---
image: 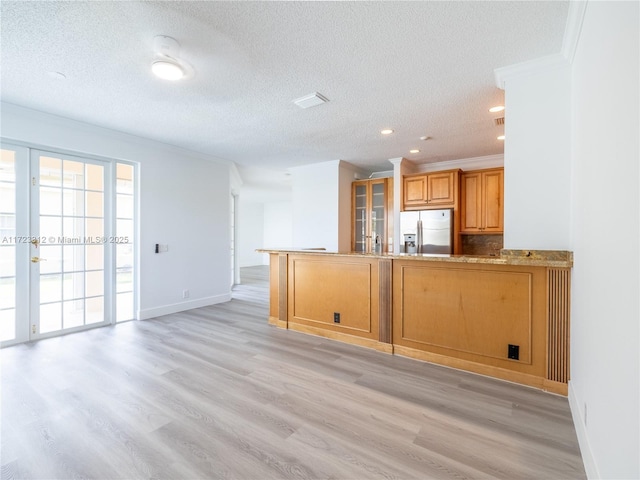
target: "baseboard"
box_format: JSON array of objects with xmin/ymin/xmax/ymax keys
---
[
  {"xmin": 139, "ymin": 293, "xmax": 232, "ymax": 320},
  {"xmin": 287, "ymin": 322, "xmax": 394, "ymax": 354},
  {"xmin": 568, "ymin": 381, "xmax": 600, "ymax": 479},
  {"xmin": 393, "ymin": 344, "xmax": 568, "ymax": 395}
]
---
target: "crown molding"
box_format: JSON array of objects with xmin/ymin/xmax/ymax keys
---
[
  {"xmin": 494, "ymin": 1, "xmax": 588, "ymax": 90},
  {"xmin": 494, "ymin": 53, "xmax": 568, "ymax": 90},
  {"xmin": 562, "ymin": 1, "xmax": 588, "ymax": 64},
  {"xmin": 417, "ymin": 154, "xmax": 504, "ymax": 173}
]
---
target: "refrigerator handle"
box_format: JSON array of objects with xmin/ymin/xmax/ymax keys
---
[{"xmin": 417, "ymin": 219, "xmax": 423, "ymax": 253}]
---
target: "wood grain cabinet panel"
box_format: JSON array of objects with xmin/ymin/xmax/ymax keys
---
[
  {"xmin": 402, "ymin": 170, "xmax": 458, "ymax": 210},
  {"xmin": 403, "ymin": 176, "xmax": 427, "ymax": 205},
  {"xmin": 426, "ymin": 171, "xmax": 456, "ymax": 205},
  {"xmin": 286, "ymin": 255, "xmax": 382, "ymax": 347},
  {"xmin": 392, "ymin": 260, "xmax": 548, "ymax": 381},
  {"xmin": 460, "ymin": 168, "xmax": 504, "ymax": 233},
  {"xmin": 397, "ymin": 265, "xmax": 532, "ymax": 364}
]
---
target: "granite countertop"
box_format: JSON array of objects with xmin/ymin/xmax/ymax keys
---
[{"xmin": 257, "ymin": 248, "xmax": 573, "ymax": 268}]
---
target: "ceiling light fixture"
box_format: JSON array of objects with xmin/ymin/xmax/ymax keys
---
[
  {"xmin": 152, "ymin": 60, "xmax": 184, "ymax": 81},
  {"xmin": 409, "ymin": 149, "xmax": 420, "ymax": 154},
  {"xmin": 489, "ymin": 105, "xmax": 505, "ymax": 113},
  {"xmin": 152, "ymin": 35, "xmax": 187, "ymax": 81},
  {"xmin": 380, "ymin": 129, "xmax": 394, "ymax": 135},
  {"xmin": 497, "ymin": 135, "xmax": 505, "ymax": 140}
]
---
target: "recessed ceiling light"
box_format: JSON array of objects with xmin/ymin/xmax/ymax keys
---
[
  {"xmin": 409, "ymin": 149, "xmax": 420, "ymax": 154},
  {"xmin": 489, "ymin": 105, "xmax": 505, "ymax": 113},
  {"xmin": 497, "ymin": 135, "xmax": 505, "ymax": 141},
  {"xmin": 152, "ymin": 60, "xmax": 184, "ymax": 81},
  {"xmin": 380, "ymin": 129, "xmax": 394, "ymax": 135}
]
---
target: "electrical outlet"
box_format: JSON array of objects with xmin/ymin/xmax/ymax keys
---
[
  {"xmin": 508, "ymin": 344, "xmax": 520, "ymax": 360},
  {"xmin": 183, "ymin": 289, "xmax": 190, "ymax": 299},
  {"xmin": 333, "ymin": 312, "xmax": 340, "ymax": 323}
]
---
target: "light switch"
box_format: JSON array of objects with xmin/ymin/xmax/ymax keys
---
[{"xmin": 158, "ymin": 244, "xmax": 169, "ymax": 253}]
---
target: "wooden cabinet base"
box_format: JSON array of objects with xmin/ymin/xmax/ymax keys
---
[
  {"xmin": 287, "ymin": 322, "xmax": 394, "ymax": 354},
  {"xmin": 266, "ymin": 251, "xmax": 570, "ymax": 396},
  {"xmin": 392, "ymin": 344, "xmax": 568, "ymax": 396},
  {"xmin": 268, "ymin": 316, "xmax": 287, "ymax": 328}
]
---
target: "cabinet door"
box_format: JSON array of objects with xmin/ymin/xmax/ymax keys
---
[
  {"xmin": 460, "ymin": 168, "xmax": 503, "ymax": 234},
  {"xmin": 352, "ymin": 182, "xmax": 368, "ymax": 252},
  {"xmin": 460, "ymin": 172, "xmax": 482, "ymax": 232},
  {"xmin": 426, "ymin": 171, "xmax": 455, "ymax": 205},
  {"xmin": 403, "ymin": 175, "xmax": 427, "ymax": 208},
  {"xmin": 482, "ymin": 169, "xmax": 504, "ymax": 232},
  {"xmin": 370, "ymin": 180, "xmax": 386, "ymax": 253}
]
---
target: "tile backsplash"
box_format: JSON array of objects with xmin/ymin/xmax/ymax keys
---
[{"xmin": 461, "ymin": 234, "xmax": 504, "ymax": 256}]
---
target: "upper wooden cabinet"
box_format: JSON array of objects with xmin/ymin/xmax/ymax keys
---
[
  {"xmin": 402, "ymin": 170, "xmax": 458, "ymax": 210},
  {"xmin": 352, "ymin": 178, "xmax": 393, "ymax": 253},
  {"xmin": 460, "ymin": 168, "xmax": 504, "ymax": 233}
]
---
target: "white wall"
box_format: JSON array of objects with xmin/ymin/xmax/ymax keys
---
[
  {"xmin": 236, "ymin": 199, "xmax": 292, "ymax": 267},
  {"xmin": 1, "ymin": 103, "xmax": 232, "ymax": 319},
  {"xmin": 291, "ymin": 160, "xmax": 341, "ymax": 250},
  {"xmin": 264, "ymin": 201, "xmax": 293, "ymax": 251},
  {"xmin": 568, "ymin": 2, "xmax": 639, "ymax": 478},
  {"xmin": 503, "ymin": 65, "xmax": 572, "ymax": 250},
  {"xmin": 338, "ymin": 162, "xmax": 361, "ymax": 251},
  {"xmin": 290, "ymin": 160, "xmax": 367, "ymax": 251},
  {"xmin": 237, "ymin": 200, "xmax": 264, "ymax": 267}
]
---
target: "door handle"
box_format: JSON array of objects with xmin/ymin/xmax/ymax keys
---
[{"xmin": 31, "ymin": 257, "xmax": 47, "ymax": 263}]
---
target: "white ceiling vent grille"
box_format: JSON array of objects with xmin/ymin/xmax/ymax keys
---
[
  {"xmin": 494, "ymin": 117, "xmax": 505, "ymax": 126},
  {"xmin": 293, "ymin": 92, "xmax": 330, "ymax": 109}
]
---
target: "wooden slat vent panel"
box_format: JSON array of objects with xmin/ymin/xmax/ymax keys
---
[
  {"xmin": 547, "ymin": 268, "xmax": 570, "ymax": 383},
  {"xmin": 378, "ymin": 259, "xmax": 392, "ymax": 343},
  {"xmin": 278, "ymin": 254, "xmax": 288, "ymax": 323}
]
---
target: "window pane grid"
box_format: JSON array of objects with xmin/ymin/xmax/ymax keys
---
[
  {"xmin": 39, "ymin": 156, "xmax": 106, "ymax": 332},
  {"xmin": 115, "ymin": 163, "xmax": 134, "ymax": 322},
  {"xmin": 0, "ymin": 150, "xmax": 16, "ymax": 342}
]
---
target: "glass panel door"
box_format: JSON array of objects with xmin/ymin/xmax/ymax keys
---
[
  {"xmin": 353, "ymin": 183, "xmax": 367, "ymax": 253},
  {"xmin": 0, "ymin": 150, "xmax": 17, "ymax": 342},
  {"xmin": 30, "ymin": 151, "xmax": 110, "ymax": 338},
  {"xmin": 0, "ymin": 145, "xmax": 29, "ymax": 347},
  {"xmin": 115, "ymin": 163, "xmax": 134, "ymax": 322},
  {"xmin": 371, "ymin": 181, "xmax": 385, "ymax": 253}
]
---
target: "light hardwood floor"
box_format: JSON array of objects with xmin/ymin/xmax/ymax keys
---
[{"xmin": 1, "ymin": 266, "xmax": 585, "ymax": 479}]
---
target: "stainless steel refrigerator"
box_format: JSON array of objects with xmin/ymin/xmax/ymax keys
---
[{"xmin": 399, "ymin": 209, "xmax": 453, "ymax": 254}]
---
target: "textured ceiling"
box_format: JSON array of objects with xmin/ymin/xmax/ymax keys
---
[{"xmin": 1, "ymin": 1, "xmax": 569, "ymax": 182}]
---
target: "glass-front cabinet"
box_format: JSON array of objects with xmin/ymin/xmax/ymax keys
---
[{"xmin": 351, "ymin": 178, "xmax": 392, "ymax": 253}]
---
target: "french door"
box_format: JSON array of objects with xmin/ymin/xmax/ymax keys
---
[{"xmin": 0, "ymin": 144, "xmax": 136, "ymax": 347}]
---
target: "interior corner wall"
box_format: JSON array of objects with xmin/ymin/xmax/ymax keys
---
[
  {"xmin": 568, "ymin": 2, "xmax": 639, "ymax": 479},
  {"xmin": 263, "ymin": 201, "xmax": 293, "ymax": 256},
  {"xmin": 503, "ymin": 66, "xmax": 572, "ymax": 250},
  {"xmin": 1, "ymin": 104, "xmax": 232, "ymax": 320},
  {"xmin": 338, "ymin": 162, "xmax": 358, "ymax": 251},
  {"xmin": 291, "ymin": 161, "xmax": 340, "ymax": 250},
  {"xmin": 237, "ymin": 199, "xmax": 265, "ymax": 267}
]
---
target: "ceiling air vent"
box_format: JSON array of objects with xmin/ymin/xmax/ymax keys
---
[
  {"xmin": 293, "ymin": 92, "xmax": 330, "ymax": 109},
  {"xmin": 494, "ymin": 117, "xmax": 505, "ymax": 126}
]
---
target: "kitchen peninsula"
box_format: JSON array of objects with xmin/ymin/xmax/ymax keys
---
[{"xmin": 259, "ymin": 249, "xmax": 572, "ymax": 395}]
